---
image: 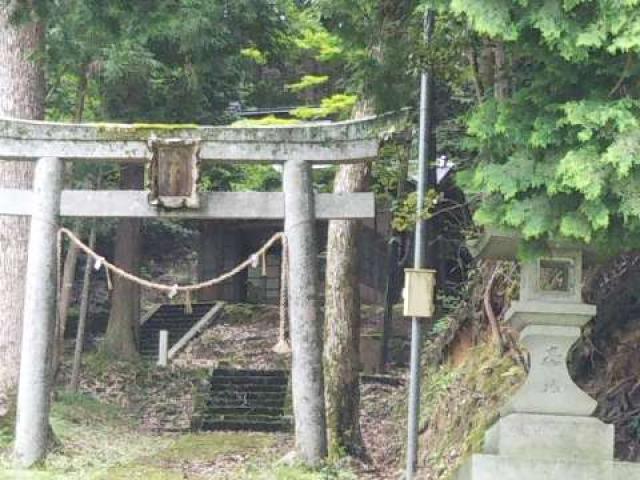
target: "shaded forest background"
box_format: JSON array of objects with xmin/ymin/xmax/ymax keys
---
[{"xmin": 2, "ymin": 0, "xmax": 640, "ymax": 478}]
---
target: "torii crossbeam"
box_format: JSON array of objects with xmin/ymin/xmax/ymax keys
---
[{"xmin": 0, "ymin": 114, "xmax": 398, "ymax": 467}]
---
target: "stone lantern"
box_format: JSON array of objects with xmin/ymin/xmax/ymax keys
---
[{"xmin": 457, "ymin": 231, "xmax": 640, "ymax": 480}]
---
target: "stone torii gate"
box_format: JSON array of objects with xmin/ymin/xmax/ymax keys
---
[{"xmin": 0, "ymin": 115, "xmax": 392, "ymax": 467}]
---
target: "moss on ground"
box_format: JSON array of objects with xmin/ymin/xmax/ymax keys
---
[
  {"xmin": 155, "ymin": 432, "xmax": 276, "ymax": 463},
  {"xmin": 0, "ymin": 391, "xmax": 300, "ymax": 480},
  {"xmin": 223, "ymin": 303, "xmax": 268, "ymax": 322},
  {"xmin": 0, "ymin": 420, "xmax": 13, "ymax": 452},
  {"xmin": 51, "ymin": 392, "xmax": 129, "ymax": 430},
  {"xmin": 91, "ymin": 465, "xmax": 186, "ymax": 480},
  {"xmin": 243, "ymin": 462, "xmax": 357, "ymax": 479}
]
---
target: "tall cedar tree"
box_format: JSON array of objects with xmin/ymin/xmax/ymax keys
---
[
  {"xmin": 436, "ymin": 0, "xmax": 640, "ymax": 254},
  {"xmin": 322, "ymin": 0, "xmax": 418, "ymax": 458},
  {"xmin": 0, "ymin": 2, "xmax": 45, "ymax": 423}
]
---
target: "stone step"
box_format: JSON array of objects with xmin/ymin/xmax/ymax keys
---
[
  {"xmin": 208, "ymin": 398, "xmax": 285, "ymax": 409},
  {"xmin": 149, "ymin": 304, "xmax": 214, "ymax": 315},
  {"xmin": 210, "ymin": 383, "xmax": 287, "ymax": 393},
  {"xmin": 213, "ymin": 368, "xmax": 288, "ymax": 377},
  {"xmin": 199, "ymin": 368, "xmax": 291, "ymax": 433},
  {"xmin": 138, "ymin": 302, "xmax": 221, "ymax": 358},
  {"xmin": 209, "ymin": 391, "xmax": 286, "ymax": 403},
  {"xmin": 201, "ymin": 418, "xmax": 292, "ymax": 433},
  {"xmin": 140, "ymin": 324, "xmax": 200, "ymax": 332},
  {"xmin": 204, "ymin": 413, "xmax": 291, "ymax": 422},
  {"xmin": 205, "ymin": 406, "xmax": 285, "ymax": 416},
  {"xmin": 210, "ymin": 375, "xmax": 288, "ymax": 386}
]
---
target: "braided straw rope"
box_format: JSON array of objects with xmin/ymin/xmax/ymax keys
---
[
  {"xmin": 59, "ymin": 227, "xmax": 285, "ymax": 294},
  {"xmin": 273, "ymin": 235, "xmax": 291, "ymax": 354},
  {"xmin": 58, "ymin": 227, "xmax": 290, "ymax": 353}
]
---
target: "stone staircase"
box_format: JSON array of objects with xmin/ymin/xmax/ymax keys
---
[
  {"xmin": 200, "ymin": 368, "xmax": 292, "ymax": 432},
  {"xmin": 138, "ymin": 303, "xmax": 221, "ymax": 359}
]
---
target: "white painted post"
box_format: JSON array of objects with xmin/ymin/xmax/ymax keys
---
[
  {"xmin": 283, "ymin": 159, "xmax": 327, "ymax": 465},
  {"xmin": 157, "ymin": 330, "xmax": 169, "ymax": 368},
  {"xmin": 13, "ymin": 157, "xmax": 63, "ymax": 468}
]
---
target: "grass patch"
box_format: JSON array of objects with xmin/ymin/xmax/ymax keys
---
[
  {"xmin": 89, "ymin": 464, "xmax": 188, "ymax": 480},
  {"xmin": 0, "ymin": 423, "xmax": 12, "ymax": 451},
  {"xmin": 51, "ymin": 392, "xmax": 129, "ymax": 430},
  {"xmin": 0, "ymin": 470, "xmax": 59, "ymax": 479},
  {"xmin": 243, "ymin": 462, "xmax": 357, "ymax": 480},
  {"xmin": 36, "ymin": 392, "xmax": 173, "ymax": 479},
  {"xmin": 0, "ymin": 372, "xmax": 293, "ymax": 479},
  {"xmin": 155, "ymin": 432, "xmax": 276, "ymax": 464},
  {"xmin": 81, "ymin": 351, "xmax": 149, "ymax": 379}
]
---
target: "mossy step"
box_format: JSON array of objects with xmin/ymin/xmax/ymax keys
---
[
  {"xmin": 210, "ymin": 384, "xmax": 287, "ymax": 393},
  {"xmin": 210, "ymin": 390, "xmax": 286, "ymax": 399},
  {"xmin": 208, "ymin": 398, "xmax": 285, "ymax": 409},
  {"xmin": 206, "ymin": 406, "xmax": 285, "ymax": 416},
  {"xmin": 204, "ymin": 412, "xmax": 290, "ymax": 421},
  {"xmin": 141, "ymin": 324, "xmax": 199, "ymax": 333},
  {"xmin": 152, "ymin": 303, "xmax": 214, "ymax": 314},
  {"xmin": 210, "ymin": 376, "xmax": 288, "ymax": 386},
  {"xmin": 213, "ymin": 368, "xmax": 288, "ymax": 377},
  {"xmin": 209, "ymin": 392, "xmax": 286, "ymax": 402},
  {"xmin": 201, "ymin": 418, "xmax": 292, "ymax": 433}
]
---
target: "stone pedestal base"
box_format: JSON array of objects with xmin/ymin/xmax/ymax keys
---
[
  {"xmin": 456, "ymin": 454, "xmax": 640, "ymax": 480},
  {"xmin": 484, "ymin": 414, "xmax": 614, "ymax": 461}
]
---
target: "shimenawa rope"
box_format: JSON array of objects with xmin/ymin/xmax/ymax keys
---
[{"xmin": 58, "ymin": 227, "xmax": 290, "ymax": 353}]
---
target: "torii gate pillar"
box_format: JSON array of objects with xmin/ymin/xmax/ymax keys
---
[
  {"xmin": 13, "ymin": 157, "xmax": 63, "ymax": 467},
  {"xmin": 283, "ymin": 159, "xmax": 327, "ymax": 463}
]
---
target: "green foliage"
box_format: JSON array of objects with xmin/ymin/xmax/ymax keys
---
[
  {"xmin": 232, "ymin": 116, "xmax": 301, "ymax": 126},
  {"xmin": 391, "ymin": 189, "xmax": 440, "ymax": 232},
  {"xmin": 294, "ymin": 26, "xmax": 345, "ymax": 62},
  {"xmin": 46, "ymin": 0, "xmax": 299, "ymax": 123},
  {"xmin": 199, "ymin": 164, "xmax": 282, "ymax": 192},
  {"xmin": 287, "ymin": 74, "xmax": 330, "ymax": 93},
  {"xmin": 241, "ymin": 47, "xmax": 268, "ymax": 65},
  {"xmin": 0, "ymin": 418, "xmax": 12, "ymax": 451},
  {"xmin": 292, "ymin": 93, "xmax": 358, "ymax": 120},
  {"xmin": 442, "ymin": 0, "xmax": 640, "ymax": 252}
]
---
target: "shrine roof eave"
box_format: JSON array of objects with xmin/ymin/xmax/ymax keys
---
[{"xmin": 0, "ymin": 111, "xmax": 406, "ymax": 163}]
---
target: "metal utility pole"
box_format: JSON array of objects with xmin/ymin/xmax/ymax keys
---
[{"xmin": 406, "ymin": 7, "xmax": 436, "ymax": 479}]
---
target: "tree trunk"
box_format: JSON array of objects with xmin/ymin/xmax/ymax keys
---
[
  {"xmin": 52, "ymin": 80, "xmax": 92, "ymax": 376},
  {"xmin": 52, "ymin": 221, "xmax": 81, "ymax": 377},
  {"xmin": 324, "ymin": 161, "xmax": 370, "ymax": 458},
  {"xmin": 380, "ymin": 237, "xmax": 400, "ymax": 371},
  {"xmin": 478, "ymin": 39, "xmax": 495, "ymax": 97},
  {"xmin": 0, "ymin": 5, "xmax": 45, "ymax": 422},
  {"xmin": 494, "ymin": 41, "xmax": 509, "ymax": 100},
  {"xmin": 69, "ymin": 227, "xmax": 96, "ymax": 392},
  {"xmin": 102, "ymin": 165, "xmax": 144, "ymax": 360},
  {"xmin": 466, "ymin": 45, "xmax": 485, "ymax": 103}
]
